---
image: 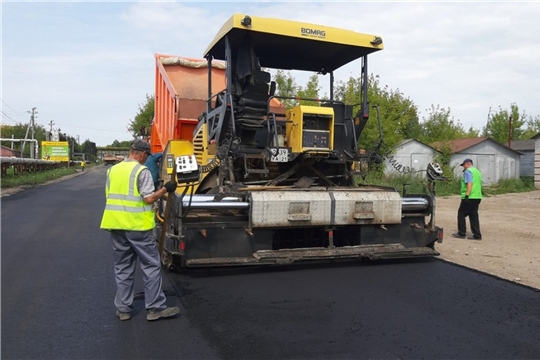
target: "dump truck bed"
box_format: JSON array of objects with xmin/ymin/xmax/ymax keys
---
[{"xmin": 152, "ymin": 54, "xmax": 285, "ymax": 154}]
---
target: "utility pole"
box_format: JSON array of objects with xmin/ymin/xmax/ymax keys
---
[
  {"xmin": 48, "ymin": 120, "xmax": 55, "ymax": 141},
  {"xmin": 30, "ymin": 107, "xmax": 37, "ymax": 159},
  {"xmin": 508, "ymin": 115, "xmax": 513, "ymax": 148},
  {"xmin": 21, "ymin": 107, "xmax": 37, "ymax": 158}
]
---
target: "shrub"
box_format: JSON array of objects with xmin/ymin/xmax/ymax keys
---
[
  {"xmin": 357, "ymin": 173, "xmax": 535, "ymax": 198},
  {"xmin": 1, "ymin": 166, "xmax": 78, "ymax": 189}
]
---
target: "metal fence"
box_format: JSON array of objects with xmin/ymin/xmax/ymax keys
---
[{"xmin": 0, "ymin": 157, "xmax": 64, "ymax": 177}]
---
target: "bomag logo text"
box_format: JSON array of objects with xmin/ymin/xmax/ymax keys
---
[{"xmin": 301, "ymin": 27, "xmax": 326, "ymax": 38}]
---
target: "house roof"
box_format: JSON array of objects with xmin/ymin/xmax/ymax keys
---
[
  {"xmin": 397, "ymin": 139, "xmax": 441, "ymax": 153},
  {"xmin": 1, "ymin": 145, "xmax": 21, "ymax": 157},
  {"xmin": 431, "ymin": 137, "xmax": 488, "ymax": 153},
  {"xmin": 532, "ymin": 132, "xmax": 540, "ymax": 139},
  {"xmin": 431, "ymin": 137, "xmax": 522, "ymax": 155},
  {"xmin": 510, "ymin": 139, "xmax": 536, "ymax": 151}
]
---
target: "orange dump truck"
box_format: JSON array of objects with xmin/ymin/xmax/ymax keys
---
[
  {"xmin": 151, "ymin": 54, "xmax": 284, "ymax": 153},
  {"xmin": 103, "ymin": 153, "xmax": 117, "ymax": 165}
]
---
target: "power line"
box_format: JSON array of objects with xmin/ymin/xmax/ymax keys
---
[
  {"xmin": 85, "ymin": 134, "xmax": 133, "ymax": 140},
  {"xmin": 1, "ymin": 99, "xmax": 26, "ymax": 116},
  {"xmin": 54, "ymin": 121, "xmax": 127, "ymax": 132},
  {"xmin": 1, "ymin": 111, "xmax": 19, "ymax": 124}
]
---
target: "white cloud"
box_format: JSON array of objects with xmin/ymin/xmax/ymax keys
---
[{"xmin": 2, "ymin": 2, "xmax": 540, "ymax": 146}]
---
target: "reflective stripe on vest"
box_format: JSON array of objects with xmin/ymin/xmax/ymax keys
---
[{"xmin": 100, "ymin": 161, "xmax": 155, "ymax": 230}]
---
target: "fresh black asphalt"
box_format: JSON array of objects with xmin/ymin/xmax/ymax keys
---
[{"xmin": 2, "ymin": 166, "xmax": 539, "ymax": 359}]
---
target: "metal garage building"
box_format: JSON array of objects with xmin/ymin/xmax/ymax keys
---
[
  {"xmin": 510, "ymin": 139, "xmax": 535, "ymax": 176},
  {"xmin": 432, "ymin": 137, "xmax": 521, "ymax": 185},
  {"xmin": 536, "ymin": 137, "xmax": 540, "ymax": 189},
  {"xmin": 384, "ymin": 139, "xmax": 441, "ymax": 176}
]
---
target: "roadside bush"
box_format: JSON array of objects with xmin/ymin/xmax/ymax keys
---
[
  {"xmin": 1, "ymin": 166, "xmax": 78, "ymax": 189},
  {"xmin": 357, "ymin": 173, "xmax": 535, "ymax": 198},
  {"xmin": 483, "ymin": 177, "xmax": 535, "ymax": 196}
]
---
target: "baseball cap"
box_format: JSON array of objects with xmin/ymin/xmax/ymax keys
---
[
  {"xmin": 460, "ymin": 158, "xmax": 473, "ymax": 166},
  {"xmin": 131, "ymin": 139, "xmax": 152, "ymax": 155}
]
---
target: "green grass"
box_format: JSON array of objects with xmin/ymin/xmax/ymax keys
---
[
  {"xmin": 1, "ymin": 166, "xmax": 79, "ymax": 189},
  {"xmin": 357, "ymin": 173, "xmax": 536, "ymax": 197},
  {"xmin": 483, "ymin": 176, "xmax": 535, "ymax": 196}
]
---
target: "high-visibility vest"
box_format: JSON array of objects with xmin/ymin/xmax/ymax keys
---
[
  {"xmin": 461, "ymin": 166, "xmax": 483, "ymax": 199},
  {"xmin": 100, "ymin": 161, "xmax": 155, "ymax": 231}
]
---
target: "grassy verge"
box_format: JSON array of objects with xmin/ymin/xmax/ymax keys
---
[
  {"xmin": 357, "ymin": 173, "xmax": 536, "ymax": 197},
  {"xmin": 483, "ymin": 176, "xmax": 535, "ymax": 196},
  {"xmin": 1, "ymin": 166, "xmax": 79, "ymax": 189}
]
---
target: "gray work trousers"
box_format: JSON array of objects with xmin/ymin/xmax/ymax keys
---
[{"xmin": 111, "ymin": 230, "xmax": 167, "ymax": 313}]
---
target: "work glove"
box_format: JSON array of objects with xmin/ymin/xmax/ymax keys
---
[
  {"xmin": 164, "ymin": 180, "xmax": 178, "ymax": 193},
  {"xmin": 464, "ymin": 195, "xmax": 469, "ymax": 202}
]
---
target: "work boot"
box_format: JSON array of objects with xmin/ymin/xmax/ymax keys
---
[
  {"xmin": 147, "ymin": 306, "xmax": 180, "ymax": 321},
  {"xmin": 451, "ymin": 232, "xmax": 466, "ymax": 239},
  {"xmin": 467, "ymin": 235, "xmax": 482, "ymax": 240},
  {"xmin": 116, "ymin": 310, "xmax": 131, "ymax": 321}
]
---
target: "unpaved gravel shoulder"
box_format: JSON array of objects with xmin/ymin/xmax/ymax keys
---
[{"xmin": 435, "ymin": 190, "xmax": 540, "ymax": 290}]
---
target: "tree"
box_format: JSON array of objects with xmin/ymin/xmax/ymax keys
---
[
  {"xmin": 81, "ymin": 140, "xmax": 97, "ymax": 158},
  {"xmin": 334, "ymin": 74, "xmax": 421, "ymax": 153},
  {"xmin": 522, "ymin": 114, "xmax": 540, "ymax": 139},
  {"xmin": 127, "ymin": 94, "xmax": 154, "ymax": 138},
  {"xmin": 482, "ymin": 103, "xmax": 527, "ymax": 143},
  {"xmin": 274, "ymin": 70, "xmax": 299, "ymax": 109},
  {"xmin": 117, "ymin": 140, "xmax": 132, "ymax": 147},
  {"xmin": 419, "ymin": 104, "xmax": 466, "ymax": 143},
  {"xmin": 465, "ymin": 126, "xmax": 480, "ymax": 138},
  {"xmin": 297, "ymin": 73, "xmax": 322, "ymax": 106},
  {"xmin": 0, "ymin": 122, "xmax": 48, "ymax": 157}
]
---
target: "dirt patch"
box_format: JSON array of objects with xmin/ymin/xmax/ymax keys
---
[{"xmin": 435, "ymin": 190, "xmax": 540, "ymax": 290}]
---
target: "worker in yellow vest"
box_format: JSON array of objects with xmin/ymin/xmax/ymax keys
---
[
  {"xmin": 100, "ymin": 139, "xmax": 180, "ymax": 321},
  {"xmin": 80, "ymin": 160, "xmax": 85, "ymax": 171}
]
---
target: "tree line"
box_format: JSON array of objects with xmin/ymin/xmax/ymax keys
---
[
  {"xmin": 7, "ymin": 73, "xmax": 537, "ymax": 154},
  {"xmin": 126, "ymin": 72, "xmax": 539, "ymax": 155},
  {"xmin": 275, "ymin": 71, "xmax": 540, "ymax": 153},
  {"xmin": 0, "ymin": 123, "xmax": 97, "ymax": 160}
]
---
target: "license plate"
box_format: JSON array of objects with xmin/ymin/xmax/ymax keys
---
[{"xmin": 270, "ymin": 148, "xmax": 289, "ymax": 162}]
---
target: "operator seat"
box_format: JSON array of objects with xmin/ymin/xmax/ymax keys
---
[
  {"xmin": 232, "ymin": 35, "xmax": 274, "ymax": 127},
  {"xmin": 234, "ymin": 68, "xmax": 273, "ymax": 128}
]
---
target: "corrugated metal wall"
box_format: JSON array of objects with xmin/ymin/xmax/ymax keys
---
[
  {"xmin": 535, "ymin": 139, "xmax": 540, "ymax": 189},
  {"xmin": 384, "ymin": 140, "xmax": 440, "ymax": 176},
  {"xmin": 451, "ymin": 141, "xmax": 520, "ymax": 185},
  {"xmin": 519, "ymin": 151, "xmax": 535, "ymax": 176}
]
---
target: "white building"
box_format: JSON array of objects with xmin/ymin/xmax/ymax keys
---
[{"xmin": 384, "ymin": 139, "xmax": 441, "ymax": 176}]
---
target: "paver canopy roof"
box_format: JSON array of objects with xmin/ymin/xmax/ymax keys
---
[{"xmin": 203, "ymin": 14, "xmax": 383, "ymax": 73}]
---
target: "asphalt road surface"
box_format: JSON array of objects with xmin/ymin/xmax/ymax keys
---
[{"xmin": 2, "ymin": 166, "xmax": 539, "ymax": 360}]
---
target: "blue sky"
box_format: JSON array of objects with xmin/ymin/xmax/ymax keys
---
[{"xmin": 2, "ymin": 1, "xmax": 540, "ymax": 146}]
